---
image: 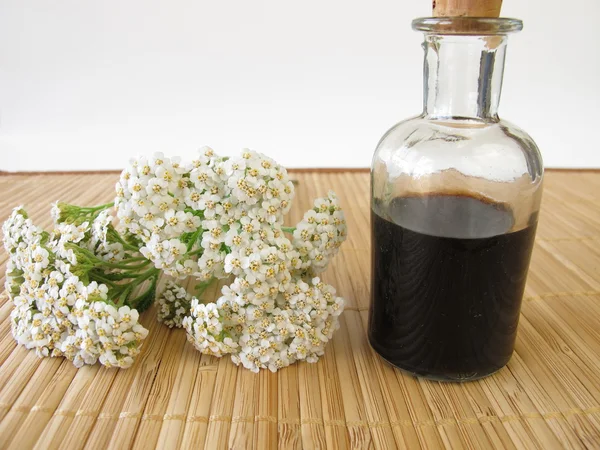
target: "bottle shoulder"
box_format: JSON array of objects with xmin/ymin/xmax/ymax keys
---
[
  {"xmin": 376, "ymin": 116, "xmax": 540, "ymax": 152},
  {"xmin": 373, "ymin": 116, "xmax": 543, "ymax": 183}
]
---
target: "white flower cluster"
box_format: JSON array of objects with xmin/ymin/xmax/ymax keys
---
[
  {"xmin": 115, "ymin": 148, "xmax": 295, "ymax": 281},
  {"xmin": 3, "ymin": 147, "xmax": 348, "ymax": 373},
  {"xmin": 293, "ymin": 192, "xmax": 348, "ymax": 273},
  {"xmin": 3, "ymin": 207, "xmax": 149, "ymax": 369},
  {"xmin": 183, "ymin": 275, "xmax": 344, "ymax": 372},
  {"xmin": 89, "ymin": 210, "xmax": 129, "ymax": 263},
  {"xmin": 115, "ymin": 152, "xmax": 201, "ymax": 276},
  {"xmin": 156, "ymin": 279, "xmax": 193, "ymax": 328},
  {"xmin": 177, "ymin": 190, "xmax": 347, "ymax": 372},
  {"xmin": 50, "ymin": 203, "xmax": 130, "ymax": 264}
]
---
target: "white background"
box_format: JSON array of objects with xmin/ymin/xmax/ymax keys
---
[{"xmin": 1, "ymin": 0, "xmax": 598, "ymax": 171}]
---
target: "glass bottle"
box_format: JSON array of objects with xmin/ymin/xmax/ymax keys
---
[{"xmin": 368, "ymin": 17, "xmax": 543, "ymax": 381}]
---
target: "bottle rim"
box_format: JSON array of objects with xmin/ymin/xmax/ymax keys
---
[{"xmin": 412, "ymin": 17, "xmax": 523, "ymax": 35}]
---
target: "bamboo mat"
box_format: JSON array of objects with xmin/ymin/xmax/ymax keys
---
[{"xmin": 0, "ymin": 170, "xmax": 599, "ymax": 449}]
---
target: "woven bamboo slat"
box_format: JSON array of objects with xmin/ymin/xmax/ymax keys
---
[{"xmin": 0, "ymin": 170, "xmax": 599, "ymax": 449}]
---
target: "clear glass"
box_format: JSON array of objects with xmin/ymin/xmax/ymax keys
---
[{"xmin": 368, "ymin": 18, "xmax": 543, "ymax": 381}]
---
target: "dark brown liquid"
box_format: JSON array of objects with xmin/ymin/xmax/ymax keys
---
[{"xmin": 369, "ymin": 194, "xmax": 537, "ymax": 381}]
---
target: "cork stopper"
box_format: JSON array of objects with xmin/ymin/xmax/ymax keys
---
[{"xmin": 433, "ymin": 0, "xmax": 503, "ymax": 17}]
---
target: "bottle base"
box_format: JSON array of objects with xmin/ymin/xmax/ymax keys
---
[{"xmin": 368, "ymin": 337, "xmax": 506, "ymax": 382}]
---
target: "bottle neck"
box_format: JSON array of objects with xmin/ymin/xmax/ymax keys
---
[{"xmin": 422, "ymin": 34, "xmax": 508, "ymax": 121}]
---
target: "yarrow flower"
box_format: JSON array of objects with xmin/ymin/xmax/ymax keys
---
[
  {"xmin": 3, "ymin": 147, "xmax": 348, "ymax": 372},
  {"xmin": 183, "ymin": 275, "xmax": 344, "ymax": 372},
  {"xmin": 293, "ymin": 191, "xmax": 348, "ymax": 273},
  {"xmin": 115, "ymin": 148, "xmax": 295, "ymax": 282},
  {"xmin": 3, "ymin": 206, "xmax": 153, "ymax": 369}
]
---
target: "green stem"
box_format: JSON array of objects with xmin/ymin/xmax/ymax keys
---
[
  {"xmin": 130, "ymin": 267, "xmax": 160, "ymax": 289},
  {"xmin": 106, "ymin": 261, "xmax": 152, "ymax": 271},
  {"xmin": 117, "ymin": 285, "xmax": 133, "ymax": 306},
  {"xmin": 282, "ymin": 226, "xmax": 296, "ymax": 233},
  {"xmin": 107, "ymin": 229, "xmax": 139, "ymax": 252},
  {"xmin": 83, "ymin": 202, "xmax": 114, "ymax": 212},
  {"xmin": 88, "ymin": 272, "xmax": 118, "ymax": 288},
  {"xmin": 68, "ymin": 243, "xmax": 149, "ymax": 270},
  {"xmin": 118, "ymin": 256, "xmax": 147, "ymax": 263},
  {"xmin": 128, "ymin": 278, "xmax": 156, "ymax": 309}
]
